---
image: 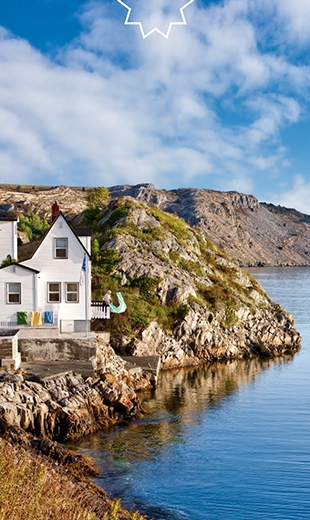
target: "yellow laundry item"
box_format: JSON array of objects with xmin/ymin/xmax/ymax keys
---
[{"xmin": 31, "ymin": 312, "xmax": 42, "ymax": 326}]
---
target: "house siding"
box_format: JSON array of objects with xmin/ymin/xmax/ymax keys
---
[
  {"xmin": 0, "ymin": 220, "xmax": 18, "ymax": 263},
  {"xmin": 21, "ymin": 214, "xmax": 91, "ymax": 324},
  {"xmin": 0, "ymin": 265, "xmax": 36, "ymax": 325}
]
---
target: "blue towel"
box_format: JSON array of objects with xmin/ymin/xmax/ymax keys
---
[{"xmin": 44, "ymin": 311, "xmax": 54, "ymax": 324}]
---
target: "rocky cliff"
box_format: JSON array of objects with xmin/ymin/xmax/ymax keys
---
[
  {"xmin": 91, "ymin": 197, "xmax": 301, "ymax": 368},
  {"xmin": 109, "ymin": 183, "xmax": 310, "ymax": 267},
  {"xmin": 0, "ymin": 183, "xmax": 302, "ymax": 367},
  {"xmin": 0, "ymin": 367, "xmax": 142, "ymax": 442}
]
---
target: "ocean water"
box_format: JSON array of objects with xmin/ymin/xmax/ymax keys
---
[{"xmin": 75, "ymin": 267, "xmax": 310, "ymax": 519}]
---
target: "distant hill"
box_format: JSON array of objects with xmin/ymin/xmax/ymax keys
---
[
  {"xmin": 1, "ymin": 182, "xmax": 310, "ymax": 266},
  {"xmin": 109, "ymin": 184, "xmax": 310, "ymax": 267}
]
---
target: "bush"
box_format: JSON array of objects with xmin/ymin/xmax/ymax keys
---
[
  {"xmin": 18, "ymin": 212, "xmax": 49, "ymax": 241},
  {"xmin": 86, "ymin": 187, "xmax": 110, "ymax": 210}
]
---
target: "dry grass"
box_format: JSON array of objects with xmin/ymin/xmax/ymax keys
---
[{"xmin": 0, "ymin": 438, "xmax": 146, "ymax": 520}]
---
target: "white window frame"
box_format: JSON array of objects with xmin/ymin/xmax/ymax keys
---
[
  {"xmin": 47, "ymin": 282, "xmax": 61, "ymax": 303},
  {"xmin": 7, "ymin": 282, "xmax": 21, "ymax": 304},
  {"xmin": 65, "ymin": 282, "xmax": 79, "ymax": 303},
  {"xmin": 54, "ymin": 238, "xmax": 68, "ymax": 259}
]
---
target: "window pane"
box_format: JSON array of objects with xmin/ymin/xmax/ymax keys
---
[
  {"xmin": 55, "ymin": 248, "xmax": 67, "ymax": 258},
  {"xmin": 67, "ymin": 283, "xmax": 77, "ymax": 292},
  {"xmin": 49, "ymin": 283, "xmax": 60, "ymax": 292},
  {"xmin": 49, "ymin": 293, "xmax": 60, "ymax": 302},
  {"xmin": 56, "ymin": 238, "xmax": 67, "ymax": 248},
  {"xmin": 9, "ymin": 294, "xmax": 20, "ymax": 303},
  {"xmin": 67, "ymin": 293, "xmax": 78, "ymax": 302},
  {"xmin": 8, "ymin": 283, "xmax": 20, "ymax": 293}
]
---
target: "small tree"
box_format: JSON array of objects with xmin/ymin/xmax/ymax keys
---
[
  {"xmin": 18, "ymin": 212, "xmax": 49, "ymax": 241},
  {"xmin": 86, "ymin": 187, "xmax": 109, "ymax": 210}
]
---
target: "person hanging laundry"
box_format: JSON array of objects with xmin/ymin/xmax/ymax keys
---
[{"xmin": 102, "ymin": 290, "xmax": 112, "ymax": 319}]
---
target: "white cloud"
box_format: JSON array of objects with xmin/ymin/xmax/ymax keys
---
[
  {"xmin": 266, "ymin": 0, "xmax": 310, "ymax": 45},
  {"xmin": 270, "ymin": 176, "xmax": 310, "ymax": 214},
  {"xmin": 0, "ymin": 0, "xmax": 309, "ymax": 199}
]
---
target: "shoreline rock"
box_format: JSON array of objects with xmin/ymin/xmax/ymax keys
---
[
  {"xmin": 111, "ymin": 304, "xmax": 301, "ymax": 370},
  {"xmin": 0, "ymin": 369, "xmax": 144, "ymax": 443}
]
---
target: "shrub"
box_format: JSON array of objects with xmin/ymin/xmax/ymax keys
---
[
  {"xmin": 86, "ymin": 187, "xmax": 110, "ymax": 210},
  {"xmin": 18, "ymin": 212, "xmax": 49, "ymax": 241}
]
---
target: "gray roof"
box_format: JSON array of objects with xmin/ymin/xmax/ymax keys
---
[
  {"xmin": 0, "ymin": 329, "xmax": 19, "ymax": 337},
  {"xmin": 76, "ymin": 228, "xmax": 92, "ymax": 237}
]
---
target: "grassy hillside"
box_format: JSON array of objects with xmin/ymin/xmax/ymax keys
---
[{"xmin": 88, "ymin": 197, "xmax": 269, "ymax": 336}]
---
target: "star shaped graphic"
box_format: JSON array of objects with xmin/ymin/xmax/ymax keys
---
[{"xmin": 117, "ymin": 0, "xmax": 194, "ymax": 39}]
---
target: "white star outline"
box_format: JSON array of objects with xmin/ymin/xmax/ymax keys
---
[{"xmin": 117, "ymin": 0, "xmax": 195, "ymax": 39}]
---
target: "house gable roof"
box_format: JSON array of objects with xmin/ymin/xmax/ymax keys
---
[
  {"xmin": 18, "ymin": 212, "xmax": 91, "ymax": 262},
  {"xmin": 0, "ymin": 263, "xmax": 40, "ymax": 274}
]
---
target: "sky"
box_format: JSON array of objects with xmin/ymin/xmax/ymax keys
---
[{"xmin": 0, "ymin": 0, "xmax": 310, "ymax": 212}]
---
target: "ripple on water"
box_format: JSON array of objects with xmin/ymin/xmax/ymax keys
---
[{"xmin": 74, "ymin": 268, "xmax": 310, "ymax": 520}]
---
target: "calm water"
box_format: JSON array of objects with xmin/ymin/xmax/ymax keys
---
[{"xmin": 75, "ymin": 268, "xmax": 310, "ymax": 519}]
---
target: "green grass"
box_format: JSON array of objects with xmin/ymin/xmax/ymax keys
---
[
  {"xmin": 147, "ymin": 207, "xmax": 191, "ymax": 245},
  {"xmin": 86, "ymin": 195, "xmax": 270, "ymax": 335}
]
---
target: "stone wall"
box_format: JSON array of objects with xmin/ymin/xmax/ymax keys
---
[{"xmin": 19, "ymin": 335, "xmax": 97, "ymax": 362}]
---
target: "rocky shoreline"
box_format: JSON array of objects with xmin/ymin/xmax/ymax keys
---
[
  {"xmin": 0, "ymin": 320, "xmax": 301, "ymax": 518},
  {"xmin": 0, "ymin": 302, "xmax": 301, "ymax": 440},
  {"xmin": 112, "ymin": 304, "xmax": 301, "ymax": 370}
]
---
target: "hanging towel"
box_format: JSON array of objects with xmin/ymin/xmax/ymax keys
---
[
  {"xmin": 110, "ymin": 292, "xmax": 127, "ymax": 314},
  {"xmin": 44, "ymin": 311, "xmax": 54, "ymax": 324},
  {"xmin": 31, "ymin": 312, "xmax": 42, "ymax": 327},
  {"xmin": 17, "ymin": 311, "xmax": 28, "ymax": 325}
]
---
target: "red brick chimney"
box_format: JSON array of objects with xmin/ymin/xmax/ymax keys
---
[{"xmin": 52, "ymin": 200, "xmax": 60, "ymax": 222}]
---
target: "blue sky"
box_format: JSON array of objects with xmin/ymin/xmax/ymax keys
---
[{"xmin": 0, "ymin": 0, "xmax": 310, "ymax": 212}]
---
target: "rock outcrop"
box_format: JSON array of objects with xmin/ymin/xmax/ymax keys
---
[
  {"xmin": 98, "ymin": 199, "xmax": 301, "ymax": 366},
  {"xmin": 112, "ymin": 305, "xmax": 300, "ymax": 370},
  {"xmin": 2, "ymin": 183, "xmax": 310, "ymax": 266},
  {"xmin": 0, "ymin": 369, "xmax": 143, "ymax": 442}
]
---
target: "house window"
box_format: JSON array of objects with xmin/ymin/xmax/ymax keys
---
[
  {"xmin": 54, "ymin": 238, "xmax": 68, "ymax": 258},
  {"xmin": 48, "ymin": 282, "xmax": 61, "ymax": 303},
  {"xmin": 66, "ymin": 283, "xmax": 79, "ymax": 303},
  {"xmin": 7, "ymin": 283, "xmax": 21, "ymax": 304}
]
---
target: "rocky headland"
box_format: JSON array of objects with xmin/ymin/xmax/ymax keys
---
[
  {"xmin": 1, "ymin": 184, "xmax": 302, "ymax": 418},
  {"xmin": 91, "ymin": 197, "xmax": 301, "ymax": 369}
]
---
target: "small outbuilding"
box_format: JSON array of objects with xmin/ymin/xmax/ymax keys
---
[{"xmin": 0, "ymin": 329, "xmax": 20, "ymax": 369}]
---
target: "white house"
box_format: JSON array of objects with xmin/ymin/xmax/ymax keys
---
[
  {"xmin": 0, "ymin": 211, "xmax": 92, "ymax": 335},
  {"xmin": 0, "ymin": 216, "xmax": 18, "ymax": 263}
]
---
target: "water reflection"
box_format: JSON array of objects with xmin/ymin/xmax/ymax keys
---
[
  {"xmin": 79, "ymin": 355, "xmax": 295, "ymax": 467},
  {"xmin": 74, "ymin": 268, "xmax": 310, "ymax": 520}
]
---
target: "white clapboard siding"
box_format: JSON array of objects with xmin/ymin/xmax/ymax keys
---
[
  {"xmin": 0, "ymin": 220, "xmax": 18, "ymax": 263},
  {"xmin": 78, "ymin": 235, "xmax": 91, "ymax": 255},
  {"xmin": 0, "ymin": 264, "xmax": 37, "ymax": 324},
  {"xmin": 21, "ymin": 213, "xmax": 91, "ymax": 322}
]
